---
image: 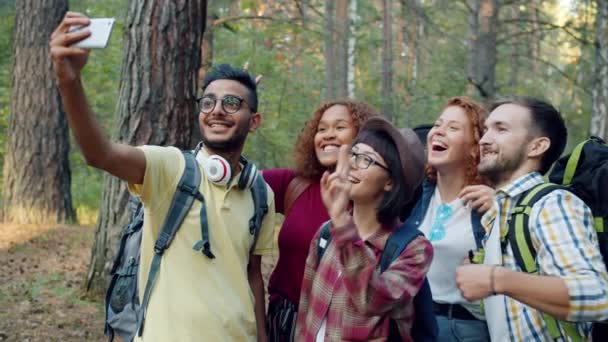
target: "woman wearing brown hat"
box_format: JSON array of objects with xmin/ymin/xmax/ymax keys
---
[
  {"xmin": 405, "ymin": 97, "xmax": 493, "ymax": 341},
  {"xmin": 295, "ymin": 117, "xmax": 432, "ymax": 341},
  {"xmin": 263, "ymin": 100, "xmax": 379, "ymax": 341}
]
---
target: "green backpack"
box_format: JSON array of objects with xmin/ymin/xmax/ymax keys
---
[{"xmin": 507, "ymin": 136, "xmax": 608, "ymax": 341}]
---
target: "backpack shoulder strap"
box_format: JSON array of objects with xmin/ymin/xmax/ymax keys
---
[
  {"xmin": 379, "ymin": 225, "xmax": 423, "ymax": 273},
  {"xmin": 248, "ymin": 174, "xmax": 269, "ymax": 255},
  {"xmin": 508, "ymin": 182, "xmax": 586, "ymax": 341},
  {"xmin": 284, "ymin": 176, "xmax": 312, "ymax": 216},
  {"xmin": 138, "ymin": 151, "xmax": 202, "ymax": 336},
  {"xmin": 471, "ymin": 210, "xmax": 485, "ymax": 249},
  {"xmin": 316, "ymin": 221, "xmax": 333, "ymax": 267},
  {"xmin": 508, "ymin": 182, "xmax": 565, "ymax": 274}
]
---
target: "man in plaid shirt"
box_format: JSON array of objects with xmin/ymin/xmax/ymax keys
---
[{"xmin": 456, "ymin": 96, "xmax": 608, "ymax": 341}]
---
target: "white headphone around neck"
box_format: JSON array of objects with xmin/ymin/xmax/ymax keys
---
[{"xmin": 193, "ymin": 142, "xmax": 258, "ymax": 189}]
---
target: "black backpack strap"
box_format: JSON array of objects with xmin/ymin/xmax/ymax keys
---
[
  {"xmin": 507, "ymin": 183, "xmax": 565, "ymax": 274},
  {"xmin": 248, "ymin": 175, "xmax": 269, "ymax": 255},
  {"xmin": 379, "ymin": 224, "xmax": 437, "ymax": 341},
  {"xmin": 138, "ymin": 151, "xmax": 202, "ymax": 336},
  {"xmin": 471, "ymin": 209, "xmax": 485, "ymax": 249},
  {"xmin": 316, "ymin": 221, "xmax": 333, "ymax": 267},
  {"xmin": 379, "ymin": 224, "xmax": 423, "ymax": 272}
]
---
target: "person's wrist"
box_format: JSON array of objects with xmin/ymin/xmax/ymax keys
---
[
  {"xmin": 56, "ymin": 74, "xmax": 81, "ymax": 89},
  {"xmin": 331, "ymin": 213, "xmax": 350, "ymax": 228},
  {"xmin": 491, "ymin": 265, "xmax": 506, "ymax": 295},
  {"xmin": 489, "ymin": 265, "xmax": 497, "ymax": 295}
]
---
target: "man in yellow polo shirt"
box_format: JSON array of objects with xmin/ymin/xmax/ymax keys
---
[{"xmin": 50, "ymin": 12, "xmax": 275, "ymax": 341}]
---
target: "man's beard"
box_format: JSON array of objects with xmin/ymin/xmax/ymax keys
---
[
  {"xmin": 479, "ymin": 148, "xmax": 527, "ymax": 186},
  {"xmin": 201, "ymin": 122, "xmax": 250, "ymax": 152}
]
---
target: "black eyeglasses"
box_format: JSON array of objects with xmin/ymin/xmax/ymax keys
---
[
  {"xmin": 349, "ymin": 151, "xmax": 389, "ymax": 171},
  {"xmin": 196, "ymin": 94, "xmax": 252, "ymax": 114}
]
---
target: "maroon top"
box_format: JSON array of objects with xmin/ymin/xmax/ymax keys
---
[{"xmin": 262, "ymin": 168, "xmax": 330, "ymax": 306}]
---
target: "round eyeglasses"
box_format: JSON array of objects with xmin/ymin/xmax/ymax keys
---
[
  {"xmin": 196, "ymin": 94, "xmax": 253, "ymax": 114},
  {"xmin": 349, "ymin": 151, "xmax": 389, "ymax": 171}
]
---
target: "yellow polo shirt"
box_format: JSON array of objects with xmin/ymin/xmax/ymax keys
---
[{"xmin": 129, "ymin": 146, "xmax": 275, "ymax": 342}]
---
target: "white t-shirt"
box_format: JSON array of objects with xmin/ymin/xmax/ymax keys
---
[{"xmin": 419, "ymin": 187, "xmax": 483, "ymax": 319}]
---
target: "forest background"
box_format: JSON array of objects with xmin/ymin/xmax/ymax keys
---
[{"xmin": 0, "ymin": 0, "xmax": 607, "ymax": 340}]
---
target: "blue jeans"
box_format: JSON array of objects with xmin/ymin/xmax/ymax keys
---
[{"xmin": 436, "ymin": 315, "xmax": 491, "ymax": 342}]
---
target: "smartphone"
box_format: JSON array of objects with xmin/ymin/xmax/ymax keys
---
[{"xmin": 69, "ymin": 18, "xmax": 115, "ymax": 49}]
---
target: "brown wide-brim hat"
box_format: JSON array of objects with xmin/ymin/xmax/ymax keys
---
[{"xmin": 359, "ymin": 117, "xmax": 426, "ymax": 204}]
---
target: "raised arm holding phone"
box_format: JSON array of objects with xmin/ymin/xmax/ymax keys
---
[{"xmin": 50, "ymin": 12, "xmax": 276, "ymax": 342}]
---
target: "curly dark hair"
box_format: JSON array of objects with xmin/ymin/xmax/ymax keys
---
[
  {"xmin": 425, "ymin": 96, "xmax": 488, "ymax": 186},
  {"xmin": 293, "ymin": 100, "xmax": 380, "ymax": 179}
]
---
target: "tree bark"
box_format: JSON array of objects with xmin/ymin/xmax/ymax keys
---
[
  {"xmin": 324, "ymin": 0, "xmax": 337, "ymax": 100},
  {"xmin": 335, "ymin": 0, "xmax": 349, "ymax": 99},
  {"xmin": 85, "ymin": 0, "xmax": 206, "ymax": 296},
  {"xmin": 382, "ymin": 0, "xmax": 394, "ymax": 122},
  {"xmin": 347, "ymin": 0, "xmax": 357, "ymax": 98},
  {"xmin": 198, "ymin": 0, "xmax": 215, "ymax": 84},
  {"xmin": 399, "ymin": 0, "xmax": 423, "ymax": 126},
  {"xmin": 591, "ymin": 0, "xmax": 608, "ymax": 140},
  {"xmin": 1, "ymin": 0, "xmax": 75, "ymax": 224},
  {"xmin": 467, "ymin": 0, "xmax": 499, "ymax": 103}
]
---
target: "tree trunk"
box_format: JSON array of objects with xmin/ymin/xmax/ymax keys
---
[
  {"xmin": 335, "ymin": 0, "xmax": 349, "ymax": 99},
  {"xmin": 1, "ymin": 0, "xmax": 75, "ymax": 224},
  {"xmin": 382, "ymin": 0, "xmax": 394, "ymax": 122},
  {"xmin": 85, "ymin": 0, "xmax": 206, "ymax": 296},
  {"xmin": 398, "ymin": 0, "xmax": 422, "ymax": 126},
  {"xmin": 591, "ymin": 0, "xmax": 608, "ymax": 140},
  {"xmin": 198, "ymin": 0, "xmax": 215, "ymax": 84},
  {"xmin": 324, "ymin": 0, "xmax": 337, "ymax": 100},
  {"xmin": 467, "ymin": 0, "xmax": 499, "ymax": 103},
  {"xmin": 347, "ymin": 0, "xmax": 357, "ymax": 98}
]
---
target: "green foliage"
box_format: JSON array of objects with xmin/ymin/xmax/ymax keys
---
[{"xmin": 0, "ymin": 0, "xmax": 603, "ymax": 218}]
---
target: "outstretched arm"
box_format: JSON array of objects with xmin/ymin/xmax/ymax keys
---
[
  {"xmin": 50, "ymin": 12, "xmax": 145, "ymax": 184},
  {"xmin": 248, "ymin": 255, "xmax": 268, "ymax": 342}
]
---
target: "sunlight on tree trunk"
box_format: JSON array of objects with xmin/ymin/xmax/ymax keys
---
[
  {"xmin": 1, "ymin": 0, "xmax": 75, "ymax": 224},
  {"xmin": 347, "ymin": 0, "xmax": 357, "ymax": 98},
  {"xmin": 382, "ymin": 0, "xmax": 394, "ymax": 122},
  {"xmin": 84, "ymin": 0, "xmax": 206, "ymax": 296},
  {"xmin": 591, "ymin": 0, "xmax": 608, "ymax": 140}
]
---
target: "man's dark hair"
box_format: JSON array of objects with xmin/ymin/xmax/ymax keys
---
[
  {"xmin": 352, "ymin": 129, "xmax": 407, "ymax": 227},
  {"xmin": 490, "ymin": 96, "xmax": 567, "ymax": 174},
  {"xmin": 202, "ymin": 64, "xmax": 258, "ymax": 113}
]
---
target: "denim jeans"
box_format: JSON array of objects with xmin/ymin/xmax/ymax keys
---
[{"xmin": 436, "ymin": 315, "xmax": 491, "ymax": 342}]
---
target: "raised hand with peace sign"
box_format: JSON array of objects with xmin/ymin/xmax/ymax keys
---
[{"xmin": 320, "ymin": 144, "xmax": 352, "ymax": 228}]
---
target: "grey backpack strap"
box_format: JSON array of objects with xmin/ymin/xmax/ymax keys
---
[
  {"xmin": 248, "ymin": 175, "xmax": 269, "ymax": 255},
  {"xmin": 137, "ymin": 152, "xmax": 202, "ymax": 336}
]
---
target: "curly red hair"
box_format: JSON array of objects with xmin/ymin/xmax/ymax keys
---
[
  {"xmin": 425, "ymin": 96, "xmax": 488, "ymax": 186},
  {"xmin": 293, "ymin": 100, "xmax": 380, "ymax": 179}
]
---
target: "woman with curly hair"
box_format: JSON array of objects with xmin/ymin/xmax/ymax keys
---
[
  {"xmin": 263, "ymin": 100, "xmax": 379, "ymax": 342},
  {"xmin": 405, "ymin": 96, "xmax": 493, "ymax": 341}
]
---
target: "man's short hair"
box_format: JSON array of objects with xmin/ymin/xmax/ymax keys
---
[
  {"xmin": 202, "ymin": 64, "xmax": 258, "ymax": 113},
  {"xmin": 490, "ymin": 96, "xmax": 567, "ymax": 174}
]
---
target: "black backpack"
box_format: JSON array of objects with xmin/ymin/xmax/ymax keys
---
[
  {"xmin": 507, "ymin": 136, "xmax": 608, "ymax": 341},
  {"xmin": 104, "ymin": 151, "xmax": 269, "ymax": 342},
  {"xmin": 317, "ymin": 221, "xmax": 438, "ymax": 342}
]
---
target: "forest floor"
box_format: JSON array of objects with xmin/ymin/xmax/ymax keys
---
[{"xmin": 0, "ymin": 224, "xmax": 278, "ymax": 341}]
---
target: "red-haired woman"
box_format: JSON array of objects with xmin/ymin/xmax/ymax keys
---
[
  {"xmin": 263, "ymin": 100, "xmax": 379, "ymax": 341},
  {"xmin": 407, "ymin": 97, "xmax": 493, "ymax": 341}
]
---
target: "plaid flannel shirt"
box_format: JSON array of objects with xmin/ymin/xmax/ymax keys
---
[
  {"xmin": 295, "ymin": 219, "xmax": 433, "ymax": 341},
  {"xmin": 482, "ymin": 172, "xmax": 608, "ymax": 341}
]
